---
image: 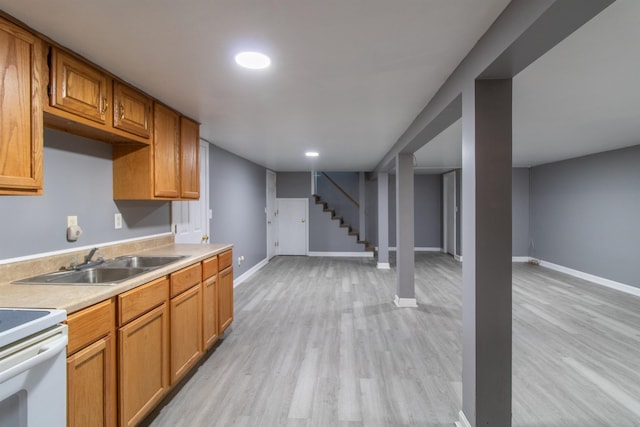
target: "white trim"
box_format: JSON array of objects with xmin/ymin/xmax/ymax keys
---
[
  {"xmin": 455, "ymin": 410, "xmax": 472, "ymax": 427},
  {"xmin": 308, "ymin": 251, "xmax": 374, "ymax": 258},
  {"xmin": 378, "ymin": 247, "xmax": 442, "ymax": 252},
  {"xmin": 454, "ymin": 254, "xmax": 463, "ymax": 262},
  {"xmin": 539, "ymin": 259, "xmax": 640, "ymax": 298},
  {"xmin": 394, "ymin": 294, "xmax": 418, "ymax": 308},
  {"xmin": 512, "ymin": 256, "xmax": 530, "ymax": 262},
  {"xmin": 0, "ymin": 232, "xmax": 173, "ymax": 265},
  {"xmin": 377, "ymin": 262, "xmax": 391, "ymax": 269},
  {"xmin": 234, "ymin": 258, "xmax": 269, "ymax": 287}
]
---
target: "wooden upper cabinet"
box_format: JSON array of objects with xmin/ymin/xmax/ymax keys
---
[
  {"xmin": 180, "ymin": 116, "xmax": 199, "ymax": 199},
  {"xmin": 0, "ymin": 18, "xmax": 43, "ymax": 195},
  {"xmin": 113, "ymin": 81, "xmax": 152, "ymax": 138},
  {"xmin": 49, "ymin": 47, "xmax": 108, "ymax": 124},
  {"xmin": 153, "ymin": 103, "xmax": 180, "ymax": 198}
]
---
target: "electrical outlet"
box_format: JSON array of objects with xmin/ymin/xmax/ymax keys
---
[
  {"xmin": 67, "ymin": 216, "xmax": 78, "ymax": 227},
  {"xmin": 114, "ymin": 213, "xmax": 123, "ymax": 229}
]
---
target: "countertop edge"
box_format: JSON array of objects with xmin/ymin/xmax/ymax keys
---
[{"xmin": 0, "ymin": 243, "xmax": 233, "ymax": 314}]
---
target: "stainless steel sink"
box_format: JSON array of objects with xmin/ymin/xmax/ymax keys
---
[
  {"xmin": 12, "ymin": 255, "xmax": 187, "ymax": 285},
  {"xmin": 103, "ymin": 255, "xmax": 186, "ymax": 269},
  {"xmin": 13, "ymin": 267, "xmax": 147, "ymax": 285}
]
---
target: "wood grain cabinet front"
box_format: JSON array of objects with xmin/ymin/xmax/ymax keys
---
[
  {"xmin": 113, "ymin": 81, "xmax": 153, "ymax": 138},
  {"xmin": 117, "ymin": 277, "xmax": 170, "ymax": 427},
  {"xmin": 202, "ymin": 256, "xmax": 219, "ymax": 350},
  {"xmin": 0, "ymin": 17, "xmax": 43, "ymax": 195},
  {"xmin": 66, "ymin": 299, "xmax": 116, "ymax": 427},
  {"xmin": 112, "ymin": 103, "xmax": 200, "ymax": 200},
  {"xmin": 170, "ymin": 264, "xmax": 203, "ymax": 383},
  {"xmin": 49, "ymin": 47, "xmax": 109, "ymax": 124},
  {"xmin": 218, "ymin": 250, "xmax": 234, "ymax": 334}
]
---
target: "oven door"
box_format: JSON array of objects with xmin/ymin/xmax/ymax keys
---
[{"xmin": 0, "ymin": 325, "xmax": 68, "ymax": 427}]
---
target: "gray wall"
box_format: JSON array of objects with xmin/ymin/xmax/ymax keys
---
[
  {"xmin": 277, "ymin": 171, "xmax": 368, "ymax": 252},
  {"xmin": 364, "ymin": 174, "xmax": 442, "ymax": 248},
  {"xmin": 0, "ymin": 128, "xmax": 170, "ymax": 260},
  {"xmin": 512, "ymin": 168, "xmax": 530, "ymax": 257},
  {"xmin": 316, "ymin": 172, "xmax": 360, "ymax": 232},
  {"xmin": 209, "ymin": 144, "xmax": 266, "ymax": 278},
  {"xmin": 530, "ymin": 145, "xmax": 640, "ymax": 288},
  {"xmin": 389, "ymin": 174, "xmax": 443, "ymax": 248},
  {"xmin": 276, "ymin": 172, "xmax": 310, "ymax": 198},
  {"xmin": 453, "ymin": 168, "xmax": 529, "ymax": 257}
]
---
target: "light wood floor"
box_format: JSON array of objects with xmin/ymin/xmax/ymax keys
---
[{"xmin": 143, "ymin": 254, "xmax": 640, "ymax": 426}]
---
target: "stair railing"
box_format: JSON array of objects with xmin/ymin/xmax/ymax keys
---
[{"xmin": 320, "ymin": 172, "xmax": 359, "ymax": 208}]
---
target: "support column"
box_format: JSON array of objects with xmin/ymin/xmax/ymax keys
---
[
  {"xmin": 458, "ymin": 79, "xmax": 512, "ymax": 427},
  {"xmin": 359, "ymin": 172, "xmax": 366, "ymax": 241},
  {"xmin": 394, "ymin": 153, "xmax": 416, "ymax": 308},
  {"xmin": 377, "ymin": 172, "xmax": 390, "ymax": 269}
]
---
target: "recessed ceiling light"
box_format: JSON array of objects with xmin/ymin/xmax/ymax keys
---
[
  {"xmin": 305, "ymin": 151, "xmax": 319, "ymax": 157},
  {"xmin": 234, "ymin": 51, "xmax": 271, "ymax": 69}
]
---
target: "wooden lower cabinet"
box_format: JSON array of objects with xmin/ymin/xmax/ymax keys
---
[
  {"xmin": 118, "ymin": 277, "xmax": 170, "ymax": 427},
  {"xmin": 67, "ymin": 336, "xmax": 116, "ymax": 427},
  {"xmin": 66, "ymin": 299, "xmax": 116, "ymax": 427},
  {"xmin": 202, "ymin": 274, "xmax": 219, "ymax": 349},
  {"xmin": 219, "ymin": 265, "xmax": 234, "ymax": 333},
  {"xmin": 170, "ymin": 284, "xmax": 202, "ymax": 384}
]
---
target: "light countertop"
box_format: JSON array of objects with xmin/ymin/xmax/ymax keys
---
[{"xmin": 0, "ymin": 243, "xmax": 232, "ymax": 314}]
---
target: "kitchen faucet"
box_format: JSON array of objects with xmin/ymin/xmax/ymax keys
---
[{"xmin": 72, "ymin": 247, "xmax": 104, "ymax": 270}]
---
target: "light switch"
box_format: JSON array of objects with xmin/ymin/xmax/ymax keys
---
[
  {"xmin": 114, "ymin": 213, "xmax": 123, "ymax": 229},
  {"xmin": 67, "ymin": 216, "xmax": 78, "ymax": 227}
]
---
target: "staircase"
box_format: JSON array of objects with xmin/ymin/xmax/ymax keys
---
[{"xmin": 313, "ymin": 195, "xmax": 374, "ymax": 252}]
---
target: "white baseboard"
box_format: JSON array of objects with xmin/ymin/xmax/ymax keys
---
[
  {"xmin": 233, "ymin": 258, "xmax": 268, "ymax": 287},
  {"xmin": 394, "ymin": 294, "xmax": 418, "ymax": 308},
  {"xmin": 307, "ymin": 251, "xmax": 374, "ymax": 258},
  {"xmin": 455, "ymin": 410, "xmax": 472, "ymax": 427},
  {"xmin": 377, "ymin": 262, "xmax": 390, "ymax": 270},
  {"xmin": 378, "ymin": 246, "xmax": 442, "ymax": 252},
  {"xmin": 538, "ymin": 259, "xmax": 640, "ymax": 298},
  {"xmin": 453, "ymin": 255, "xmax": 535, "ymax": 263}
]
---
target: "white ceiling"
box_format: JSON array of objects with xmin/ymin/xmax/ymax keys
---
[
  {"xmin": 1, "ymin": 1, "xmax": 637, "ymax": 173},
  {"xmin": 415, "ymin": 0, "xmax": 640, "ymax": 173}
]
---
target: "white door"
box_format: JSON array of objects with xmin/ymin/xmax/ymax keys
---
[
  {"xmin": 277, "ymin": 198, "xmax": 308, "ymax": 255},
  {"xmin": 443, "ymin": 171, "xmax": 456, "ymax": 255},
  {"xmin": 266, "ymin": 170, "xmax": 277, "ymax": 260},
  {"xmin": 172, "ymin": 141, "xmax": 210, "ymax": 243}
]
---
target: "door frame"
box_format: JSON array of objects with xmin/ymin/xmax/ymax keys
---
[
  {"xmin": 171, "ymin": 140, "xmax": 210, "ymax": 243},
  {"xmin": 443, "ymin": 170, "xmax": 456, "ymax": 256},
  {"xmin": 276, "ymin": 198, "xmax": 308, "ymax": 256}
]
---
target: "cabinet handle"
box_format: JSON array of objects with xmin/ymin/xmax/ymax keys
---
[
  {"xmin": 100, "ymin": 97, "xmax": 108, "ymax": 115},
  {"xmin": 119, "ymin": 103, "xmax": 125, "ymax": 120}
]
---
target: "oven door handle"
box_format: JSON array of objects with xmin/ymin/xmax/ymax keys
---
[{"xmin": 0, "ymin": 334, "xmax": 68, "ymax": 384}]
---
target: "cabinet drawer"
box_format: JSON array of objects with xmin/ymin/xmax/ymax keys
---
[
  {"xmin": 118, "ymin": 276, "xmax": 169, "ymax": 326},
  {"xmin": 67, "ymin": 298, "xmax": 115, "ymax": 355},
  {"xmin": 171, "ymin": 263, "xmax": 201, "ymax": 297},
  {"xmin": 219, "ymin": 250, "xmax": 232, "ymax": 271},
  {"xmin": 202, "ymin": 256, "xmax": 218, "ymax": 280}
]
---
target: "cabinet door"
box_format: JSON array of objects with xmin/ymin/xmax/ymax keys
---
[
  {"xmin": 119, "ymin": 303, "xmax": 169, "ymax": 427},
  {"xmin": 113, "ymin": 81, "xmax": 152, "ymax": 138},
  {"xmin": 153, "ymin": 103, "xmax": 180, "ymax": 198},
  {"xmin": 219, "ymin": 266, "xmax": 234, "ymax": 333},
  {"xmin": 170, "ymin": 284, "xmax": 202, "ymax": 384},
  {"xmin": 202, "ymin": 274, "xmax": 219, "ymax": 350},
  {"xmin": 50, "ymin": 47, "xmax": 108, "ymax": 124},
  {"xmin": 0, "ymin": 18, "xmax": 43, "ymax": 195},
  {"xmin": 67, "ymin": 335, "xmax": 116, "ymax": 427},
  {"xmin": 180, "ymin": 116, "xmax": 199, "ymax": 199}
]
